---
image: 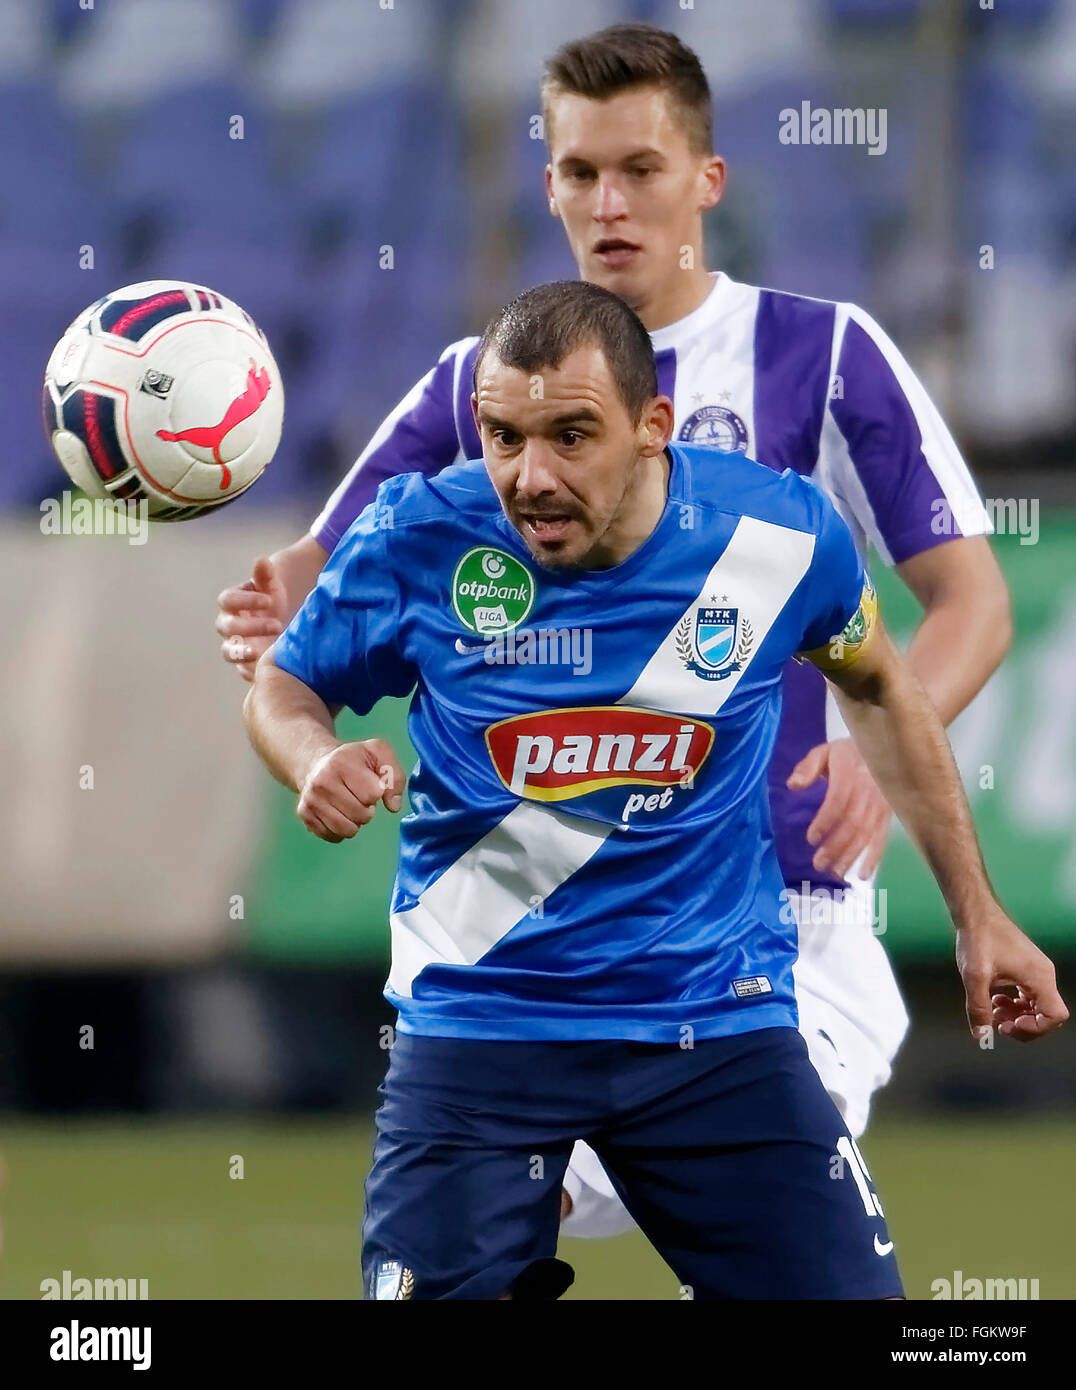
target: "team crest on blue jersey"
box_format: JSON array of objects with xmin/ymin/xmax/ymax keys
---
[
  {"xmin": 676, "ymin": 606, "xmax": 755, "ymax": 681},
  {"xmin": 371, "ymin": 1260, "xmax": 414, "ymax": 1300},
  {"xmin": 678, "ymin": 405, "xmax": 748, "ymax": 452}
]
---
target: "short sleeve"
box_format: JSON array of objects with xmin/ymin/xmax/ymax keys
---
[
  {"xmin": 823, "ymin": 305, "xmax": 991, "ymax": 565},
  {"xmin": 798, "ymin": 486, "xmax": 869, "ymax": 657},
  {"xmin": 273, "ymin": 490, "xmax": 417, "ymax": 714},
  {"xmin": 310, "ymin": 337, "xmax": 481, "ymax": 552}
]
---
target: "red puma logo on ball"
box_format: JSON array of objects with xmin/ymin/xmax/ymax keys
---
[{"xmin": 156, "ymin": 359, "xmax": 271, "ymax": 489}]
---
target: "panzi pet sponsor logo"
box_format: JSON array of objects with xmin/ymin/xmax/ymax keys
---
[{"xmin": 485, "ymin": 706, "xmax": 714, "ymax": 802}]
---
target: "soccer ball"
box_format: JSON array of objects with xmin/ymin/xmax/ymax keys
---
[{"xmin": 42, "ymin": 280, "xmax": 284, "ymax": 520}]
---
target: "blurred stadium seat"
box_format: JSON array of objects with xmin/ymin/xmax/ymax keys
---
[
  {"xmin": 253, "ymin": 0, "xmax": 446, "ymax": 111},
  {"xmin": 459, "ymin": 0, "xmax": 623, "ymax": 103},
  {"xmin": 655, "ymin": 0, "xmax": 827, "ymax": 103},
  {"xmin": 0, "ymin": 0, "xmax": 51, "ymax": 80},
  {"xmin": 107, "ymin": 81, "xmax": 296, "ymax": 258},
  {"xmin": 716, "ymin": 76, "xmax": 870, "ymax": 301},
  {"xmin": 0, "ymin": 79, "xmax": 108, "ymax": 253},
  {"xmin": 0, "ymin": 237, "xmax": 123, "ymax": 507},
  {"xmin": 233, "ymin": 0, "xmax": 292, "ymax": 41},
  {"xmin": 294, "ymin": 81, "xmax": 467, "ymax": 262},
  {"xmin": 58, "ymin": 0, "xmax": 244, "ymax": 111},
  {"xmin": 823, "ymin": 0, "xmax": 921, "ymax": 24}
]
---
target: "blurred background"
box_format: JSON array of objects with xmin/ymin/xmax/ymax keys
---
[{"xmin": 0, "ymin": 0, "xmax": 1074, "ymax": 1299}]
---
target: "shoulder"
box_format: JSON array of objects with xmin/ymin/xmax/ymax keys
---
[
  {"xmin": 675, "ymin": 444, "xmax": 835, "ymax": 537},
  {"xmin": 432, "ymin": 335, "xmax": 482, "ymax": 396},
  {"xmin": 729, "ymin": 272, "xmax": 889, "ymax": 344},
  {"xmin": 368, "ymin": 457, "xmax": 496, "ymax": 530},
  {"xmin": 434, "ymin": 333, "xmax": 482, "ymax": 368},
  {"xmin": 720, "ymin": 276, "xmax": 839, "ymax": 349}
]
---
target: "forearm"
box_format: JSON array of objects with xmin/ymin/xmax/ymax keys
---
[
  {"xmin": 833, "ymin": 640, "xmax": 995, "ymax": 929},
  {"xmin": 243, "ymin": 658, "xmax": 340, "ymax": 792}
]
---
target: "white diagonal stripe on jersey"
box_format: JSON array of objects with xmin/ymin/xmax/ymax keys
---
[
  {"xmin": 387, "ymin": 801, "xmax": 611, "ymax": 998},
  {"xmin": 617, "ymin": 514, "xmax": 816, "ymax": 715}
]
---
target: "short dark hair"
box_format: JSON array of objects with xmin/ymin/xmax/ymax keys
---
[
  {"xmin": 542, "ymin": 23, "xmax": 712, "ymax": 155},
  {"xmin": 474, "ymin": 281, "xmax": 658, "ymax": 425}
]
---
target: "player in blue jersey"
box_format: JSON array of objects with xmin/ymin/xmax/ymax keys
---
[
  {"xmin": 219, "ymin": 25, "xmax": 1013, "ymax": 1234},
  {"xmin": 244, "ymin": 283, "xmax": 1065, "ymax": 1300}
]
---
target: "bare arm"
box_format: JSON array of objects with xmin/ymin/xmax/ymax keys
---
[
  {"xmin": 792, "ymin": 535, "xmax": 1011, "ymax": 879},
  {"xmin": 244, "ymin": 655, "xmax": 404, "ymax": 842},
  {"xmin": 896, "ymin": 534, "xmax": 1011, "ymax": 724},
  {"xmin": 798, "ymin": 620, "xmax": 1067, "ymax": 1042}
]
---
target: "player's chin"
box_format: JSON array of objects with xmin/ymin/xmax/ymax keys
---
[
  {"xmin": 522, "ymin": 533, "xmax": 589, "ymax": 570},
  {"xmin": 515, "ymin": 518, "xmax": 588, "ymax": 568},
  {"xmin": 584, "ymin": 252, "xmax": 648, "ymax": 300}
]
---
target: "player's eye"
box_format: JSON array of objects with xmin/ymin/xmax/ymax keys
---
[
  {"xmin": 560, "ymin": 431, "xmax": 582, "ymax": 447},
  {"xmin": 566, "ymin": 167, "xmax": 595, "ymax": 183},
  {"xmin": 492, "ymin": 429, "xmax": 519, "ymax": 448},
  {"xmin": 629, "ymin": 166, "xmax": 654, "ymax": 179}
]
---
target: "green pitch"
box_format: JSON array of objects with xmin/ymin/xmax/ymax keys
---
[{"xmin": 2, "ymin": 1117, "xmax": 1072, "ymax": 1300}]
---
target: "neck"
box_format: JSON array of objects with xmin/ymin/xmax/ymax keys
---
[
  {"xmin": 632, "ymin": 262, "xmax": 714, "ymax": 332},
  {"xmin": 588, "ymin": 450, "xmax": 671, "ymax": 569}
]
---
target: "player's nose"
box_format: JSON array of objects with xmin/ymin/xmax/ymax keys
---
[
  {"xmin": 514, "ymin": 441, "xmax": 560, "ymax": 497},
  {"xmin": 593, "ymin": 175, "xmax": 629, "ymax": 221}
]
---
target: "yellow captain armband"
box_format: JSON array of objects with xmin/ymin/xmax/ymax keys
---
[{"xmin": 799, "ymin": 574, "xmax": 878, "ymax": 671}]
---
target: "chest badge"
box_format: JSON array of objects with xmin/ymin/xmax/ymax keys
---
[
  {"xmin": 451, "ymin": 546, "xmax": 535, "ymax": 635},
  {"xmin": 678, "ymin": 405, "xmax": 749, "ymax": 452},
  {"xmin": 677, "ymin": 605, "xmax": 755, "ymax": 681}
]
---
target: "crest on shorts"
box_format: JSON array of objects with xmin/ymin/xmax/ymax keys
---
[
  {"xmin": 676, "ymin": 605, "xmax": 755, "ymax": 681},
  {"xmin": 372, "ymin": 1260, "xmax": 414, "ymax": 1300}
]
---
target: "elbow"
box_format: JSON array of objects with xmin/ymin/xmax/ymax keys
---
[
  {"xmin": 242, "ymin": 682, "xmax": 257, "ymax": 733},
  {"xmin": 969, "ymin": 565, "xmax": 1013, "ymax": 673},
  {"xmin": 991, "ymin": 580, "xmax": 1014, "ymax": 664}
]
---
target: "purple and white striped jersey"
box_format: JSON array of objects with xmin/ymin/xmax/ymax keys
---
[{"xmin": 312, "ymin": 272, "xmax": 991, "ymax": 890}]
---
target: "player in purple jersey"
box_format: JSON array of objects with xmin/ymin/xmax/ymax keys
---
[{"xmin": 217, "ymin": 25, "xmax": 1012, "ymax": 1232}]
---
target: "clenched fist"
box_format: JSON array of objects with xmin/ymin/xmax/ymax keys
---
[{"xmin": 297, "ymin": 739, "xmax": 406, "ymax": 842}]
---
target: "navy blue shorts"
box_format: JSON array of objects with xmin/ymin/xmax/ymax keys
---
[{"xmin": 361, "ymin": 1025, "xmax": 903, "ymax": 1300}]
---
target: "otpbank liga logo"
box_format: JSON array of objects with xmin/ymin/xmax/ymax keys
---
[{"xmin": 451, "ymin": 547, "xmax": 535, "ymax": 634}]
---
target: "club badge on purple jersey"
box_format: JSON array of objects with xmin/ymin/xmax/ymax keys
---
[{"xmin": 678, "ymin": 404, "xmax": 749, "ymax": 452}]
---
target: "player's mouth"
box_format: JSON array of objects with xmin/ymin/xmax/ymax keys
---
[
  {"xmin": 518, "ymin": 510, "xmax": 578, "ymax": 544},
  {"xmin": 592, "ymin": 237, "xmax": 641, "ymax": 270}
]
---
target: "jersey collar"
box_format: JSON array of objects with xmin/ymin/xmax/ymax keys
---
[{"xmin": 648, "ymin": 271, "xmax": 734, "ymax": 353}]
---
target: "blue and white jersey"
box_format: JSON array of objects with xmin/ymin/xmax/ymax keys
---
[
  {"xmin": 277, "ymin": 443, "xmax": 869, "ymax": 1043},
  {"xmin": 312, "ymin": 272, "xmax": 991, "ymax": 889}
]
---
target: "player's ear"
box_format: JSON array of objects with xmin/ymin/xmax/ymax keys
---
[
  {"xmin": 699, "ymin": 154, "xmax": 726, "ymax": 212},
  {"xmin": 545, "ymin": 164, "xmax": 559, "ymax": 218},
  {"xmin": 470, "ymin": 392, "xmax": 481, "ymax": 431},
  {"xmin": 640, "ymin": 396, "xmax": 675, "ymax": 456}
]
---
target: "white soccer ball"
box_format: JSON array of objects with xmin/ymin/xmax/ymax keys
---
[{"xmin": 42, "ymin": 280, "xmax": 284, "ymax": 520}]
